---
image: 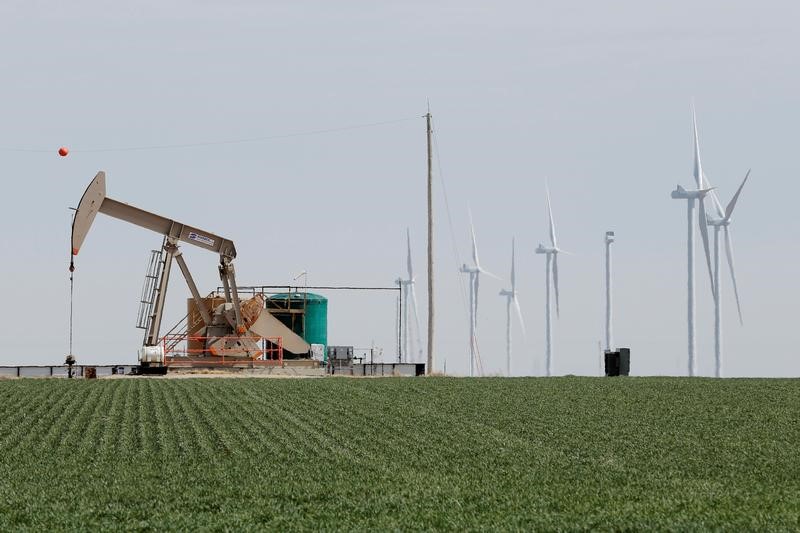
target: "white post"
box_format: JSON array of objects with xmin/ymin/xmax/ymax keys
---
[{"xmin": 604, "ymin": 231, "xmax": 614, "ymax": 352}]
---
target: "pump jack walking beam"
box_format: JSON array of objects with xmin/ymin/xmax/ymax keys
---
[
  {"xmin": 72, "ymin": 171, "xmax": 242, "ymax": 345},
  {"xmin": 72, "ymin": 172, "xmax": 236, "ymax": 259}
]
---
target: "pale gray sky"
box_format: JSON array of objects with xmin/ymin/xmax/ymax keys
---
[{"xmin": 1, "ymin": 1, "xmax": 798, "ymax": 376}]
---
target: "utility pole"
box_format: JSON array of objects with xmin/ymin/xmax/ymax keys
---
[{"xmin": 426, "ymin": 110, "xmax": 434, "ymax": 375}]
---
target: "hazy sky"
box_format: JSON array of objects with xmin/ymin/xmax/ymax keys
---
[{"xmin": 1, "ymin": 1, "xmax": 798, "ymax": 376}]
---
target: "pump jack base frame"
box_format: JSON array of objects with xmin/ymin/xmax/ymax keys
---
[
  {"xmin": 164, "ymin": 356, "xmax": 282, "ymax": 369},
  {"xmin": 133, "ymin": 363, "xmax": 168, "ymax": 376}
]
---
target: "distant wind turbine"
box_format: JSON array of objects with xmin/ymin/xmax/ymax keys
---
[
  {"xmin": 691, "ymin": 111, "xmax": 750, "ymax": 378},
  {"xmin": 706, "ymin": 170, "xmax": 749, "ymax": 377},
  {"xmin": 396, "ymin": 228, "xmax": 423, "ymax": 363},
  {"xmin": 535, "ymin": 186, "xmax": 567, "ymax": 377},
  {"xmin": 499, "ymin": 238, "xmax": 525, "ymax": 377},
  {"xmin": 670, "ymin": 105, "xmax": 716, "ymax": 376},
  {"xmin": 460, "ymin": 212, "xmax": 499, "ymax": 377}
]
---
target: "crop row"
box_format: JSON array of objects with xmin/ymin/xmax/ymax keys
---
[{"xmin": 0, "ymin": 377, "xmax": 798, "ymax": 530}]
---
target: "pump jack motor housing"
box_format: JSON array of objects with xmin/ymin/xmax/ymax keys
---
[{"xmin": 72, "ymin": 171, "xmax": 309, "ymax": 369}]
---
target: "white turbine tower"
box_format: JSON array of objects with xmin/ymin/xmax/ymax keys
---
[
  {"xmin": 460, "ymin": 213, "xmax": 499, "ymax": 377},
  {"xmin": 671, "ymin": 106, "xmax": 716, "ymax": 377},
  {"xmin": 499, "ymin": 238, "xmax": 526, "ymax": 377},
  {"xmin": 535, "ymin": 186, "xmax": 566, "ymax": 377},
  {"xmin": 396, "ymin": 228, "xmax": 422, "ymax": 363}
]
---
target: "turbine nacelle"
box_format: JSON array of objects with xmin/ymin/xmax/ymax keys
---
[
  {"xmin": 460, "ymin": 264, "xmax": 479, "ymax": 274},
  {"xmin": 535, "ymin": 244, "xmax": 557, "ymax": 254},
  {"xmin": 706, "ymin": 215, "xmax": 729, "ymax": 228},
  {"xmin": 671, "ymin": 184, "xmax": 715, "ymax": 200}
]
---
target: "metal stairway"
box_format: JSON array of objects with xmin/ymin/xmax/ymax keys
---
[
  {"xmin": 161, "ymin": 303, "xmax": 208, "ymax": 354},
  {"xmin": 136, "ymin": 244, "xmax": 166, "ymax": 342}
]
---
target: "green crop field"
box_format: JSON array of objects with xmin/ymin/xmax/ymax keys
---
[{"xmin": 0, "ymin": 377, "xmax": 798, "ymax": 531}]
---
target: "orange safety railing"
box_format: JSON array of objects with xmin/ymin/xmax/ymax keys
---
[{"xmin": 161, "ymin": 335, "xmax": 283, "ymax": 367}]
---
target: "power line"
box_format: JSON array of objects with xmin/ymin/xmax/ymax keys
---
[
  {"xmin": 431, "ymin": 116, "xmax": 474, "ymax": 374},
  {"xmin": 223, "ymin": 285, "xmax": 400, "ymax": 292},
  {"xmin": 0, "ymin": 116, "xmax": 417, "ymax": 154}
]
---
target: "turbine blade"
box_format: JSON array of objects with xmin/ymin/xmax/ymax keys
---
[
  {"xmin": 724, "ymin": 169, "xmax": 750, "ymax": 222},
  {"xmin": 469, "ymin": 214, "xmax": 480, "ymax": 268},
  {"xmin": 473, "ymin": 273, "xmax": 480, "ymax": 328},
  {"xmin": 692, "ymin": 107, "xmax": 725, "ymax": 217},
  {"xmin": 546, "ymin": 185, "xmax": 557, "ymax": 248},
  {"xmin": 510, "ymin": 237, "xmax": 516, "ymax": 292},
  {"xmin": 552, "ymin": 253, "xmax": 560, "ymax": 318},
  {"xmin": 724, "ymin": 226, "xmax": 744, "ymax": 325},
  {"xmin": 698, "ymin": 198, "xmax": 716, "ymax": 298},
  {"xmin": 406, "ymin": 227, "xmax": 413, "ymax": 280},
  {"xmin": 513, "ymin": 295, "xmax": 526, "ymax": 339},
  {"xmin": 705, "ymin": 172, "xmax": 725, "ymax": 219},
  {"xmin": 479, "ymin": 268, "xmax": 502, "ymax": 281},
  {"xmin": 692, "ymin": 104, "xmax": 704, "ymax": 189}
]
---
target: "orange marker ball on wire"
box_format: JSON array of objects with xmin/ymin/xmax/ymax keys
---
[{"xmin": 58, "ymin": 146, "xmax": 69, "ymax": 157}]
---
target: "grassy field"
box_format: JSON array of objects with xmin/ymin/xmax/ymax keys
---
[{"xmin": 0, "ymin": 377, "xmax": 798, "ymax": 531}]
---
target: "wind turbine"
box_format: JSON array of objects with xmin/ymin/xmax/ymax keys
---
[
  {"xmin": 670, "ymin": 106, "xmax": 716, "ymax": 377},
  {"xmin": 499, "ymin": 238, "xmax": 526, "ymax": 376},
  {"xmin": 396, "ymin": 228, "xmax": 422, "ymax": 363},
  {"xmin": 691, "ymin": 111, "xmax": 750, "ymax": 378},
  {"xmin": 535, "ymin": 186, "xmax": 567, "ymax": 377},
  {"xmin": 706, "ymin": 171, "xmax": 749, "ymax": 377},
  {"xmin": 460, "ymin": 213, "xmax": 499, "ymax": 377}
]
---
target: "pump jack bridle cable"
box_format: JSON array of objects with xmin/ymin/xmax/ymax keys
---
[
  {"xmin": 69, "ymin": 260, "xmax": 74, "ymax": 356},
  {"xmin": 68, "ymin": 209, "xmax": 75, "ymax": 359}
]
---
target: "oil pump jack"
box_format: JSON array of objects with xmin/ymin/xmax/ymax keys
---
[{"xmin": 71, "ymin": 171, "xmax": 309, "ymax": 372}]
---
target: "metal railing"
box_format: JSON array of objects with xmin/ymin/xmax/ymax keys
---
[
  {"xmin": 162, "ymin": 335, "xmax": 283, "ymax": 367},
  {"xmin": 159, "ymin": 292, "xmax": 215, "ymax": 353}
]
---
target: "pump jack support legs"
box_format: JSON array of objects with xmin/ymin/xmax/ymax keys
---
[
  {"xmin": 173, "ymin": 247, "xmax": 213, "ymax": 327},
  {"xmin": 219, "ymin": 258, "xmax": 244, "ymax": 332},
  {"xmin": 146, "ymin": 239, "xmax": 217, "ymax": 348}
]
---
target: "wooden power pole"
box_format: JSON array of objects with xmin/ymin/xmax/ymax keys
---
[{"xmin": 426, "ymin": 111, "xmax": 435, "ymax": 375}]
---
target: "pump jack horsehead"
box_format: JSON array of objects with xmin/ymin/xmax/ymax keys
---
[{"xmin": 71, "ymin": 171, "xmax": 310, "ymax": 369}]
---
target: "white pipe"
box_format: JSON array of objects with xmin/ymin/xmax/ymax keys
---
[{"xmin": 605, "ymin": 235, "xmax": 613, "ymax": 352}]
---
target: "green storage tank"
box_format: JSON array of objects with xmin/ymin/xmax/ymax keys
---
[{"xmin": 265, "ymin": 293, "xmax": 328, "ymax": 347}]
